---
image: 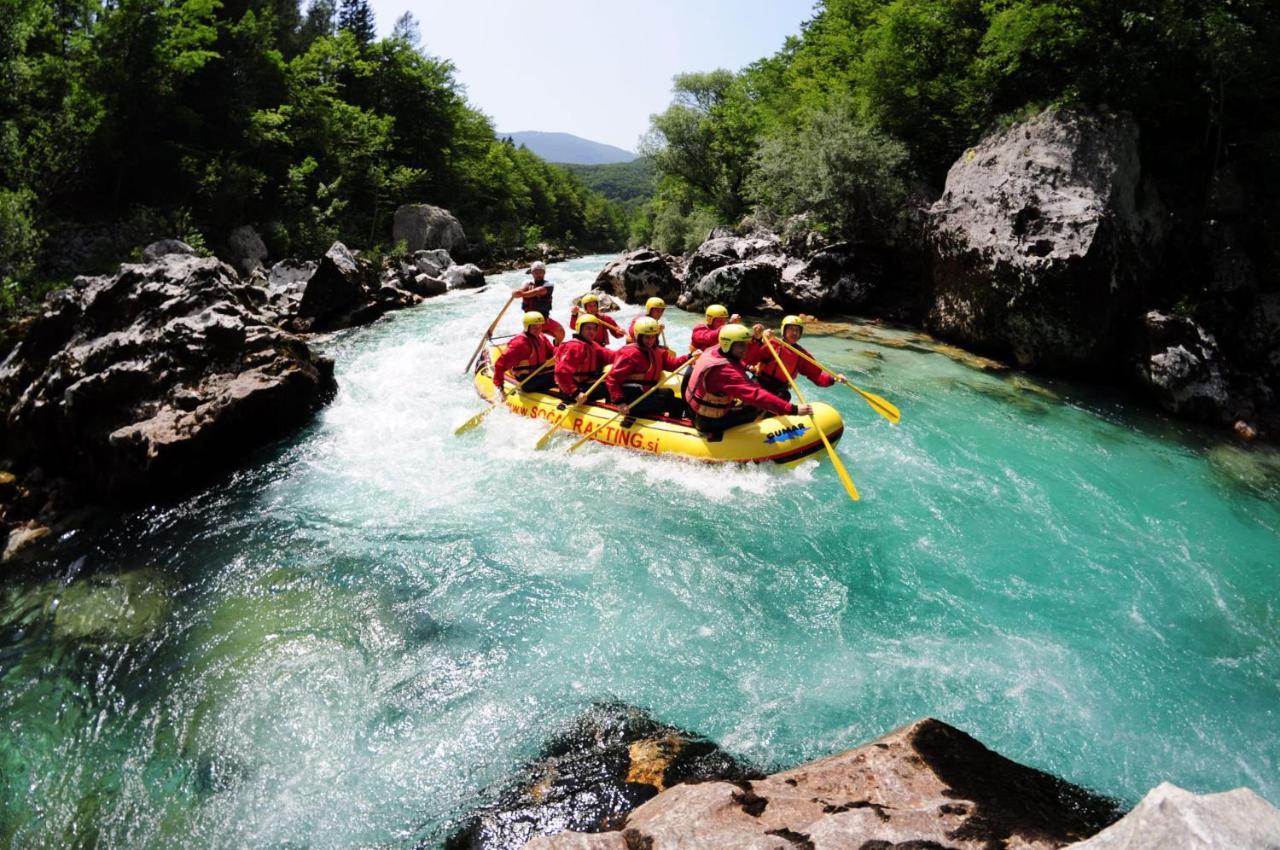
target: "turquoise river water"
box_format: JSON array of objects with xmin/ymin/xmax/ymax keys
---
[{"xmin": 1, "ymin": 255, "xmax": 1278, "ymax": 848}]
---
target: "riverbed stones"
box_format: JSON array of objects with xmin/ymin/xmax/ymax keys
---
[
  {"xmin": 525, "ymin": 718, "xmax": 1121, "ymax": 850},
  {"xmin": 444, "ymin": 702, "xmax": 759, "ymax": 850},
  {"xmin": 0, "ymin": 254, "xmax": 336, "ymax": 502},
  {"xmin": 928, "ymin": 108, "xmax": 1166, "ymax": 371},
  {"xmin": 1062, "ymin": 782, "xmax": 1280, "ymax": 850},
  {"xmin": 593, "ymin": 250, "xmax": 681, "ymax": 303},
  {"xmin": 393, "ymin": 204, "xmax": 467, "ymax": 253}
]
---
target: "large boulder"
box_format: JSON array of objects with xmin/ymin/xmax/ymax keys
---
[
  {"xmin": 444, "ymin": 702, "xmax": 757, "ymax": 850},
  {"xmin": 297, "ymin": 242, "xmax": 380, "ymax": 329},
  {"xmin": 928, "ymin": 108, "xmax": 1166, "ymax": 371},
  {"xmin": 593, "ymin": 250, "xmax": 681, "ymax": 303},
  {"xmin": 0, "ymin": 255, "xmax": 336, "ymax": 502},
  {"xmin": 684, "ymin": 232, "xmax": 782, "ymax": 286},
  {"xmin": 526, "ymin": 718, "xmax": 1122, "ymax": 850},
  {"xmin": 226, "ymin": 225, "xmax": 269, "ymax": 276},
  {"xmin": 444, "ymin": 263, "xmax": 485, "ymax": 290},
  {"xmin": 678, "ymin": 258, "xmax": 781, "ymax": 313},
  {"xmin": 1135, "ymin": 311, "xmax": 1232, "ymax": 423},
  {"xmin": 393, "ymin": 204, "xmax": 466, "ymax": 253},
  {"xmin": 1063, "ymin": 782, "xmax": 1280, "ymax": 850}
]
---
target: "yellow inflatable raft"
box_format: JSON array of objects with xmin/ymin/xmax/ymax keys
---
[{"xmin": 475, "ymin": 344, "xmax": 844, "ymax": 465}]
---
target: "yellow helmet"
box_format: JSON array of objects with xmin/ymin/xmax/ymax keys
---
[
  {"xmin": 522, "ymin": 311, "xmax": 546, "ymax": 329},
  {"xmin": 575, "ymin": 313, "xmax": 602, "ymax": 335},
  {"xmin": 580, "ymin": 293, "xmax": 599, "ymax": 306},
  {"xmin": 645, "ymin": 296, "xmax": 666, "ymax": 312},
  {"xmin": 781, "ymin": 315, "xmax": 805, "ymax": 336},
  {"xmin": 633, "ymin": 317, "xmax": 661, "ymax": 337},
  {"xmin": 705, "ymin": 304, "xmax": 729, "ymax": 320},
  {"xmin": 718, "ymin": 323, "xmax": 753, "ymax": 354}
]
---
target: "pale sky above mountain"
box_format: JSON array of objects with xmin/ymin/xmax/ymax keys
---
[{"xmin": 367, "ymin": 0, "xmax": 817, "ymax": 151}]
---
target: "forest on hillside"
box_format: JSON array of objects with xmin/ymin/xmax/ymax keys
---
[{"xmin": 0, "ymin": 0, "xmax": 628, "ymax": 311}]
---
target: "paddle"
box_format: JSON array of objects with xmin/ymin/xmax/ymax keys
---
[
  {"xmin": 454, "ymin": 357, "xmax": 553, "ymax": 435},
  {"xmin": 774, "ymin": 336, "xmax": 900, "ymax": 426},
  {"xmin": 534, "ymin": 368, "xmax": 612, "ymax": 450},
  {"xmin": 566, "ymin": 352, "xmax": 702, "ymax": 454},
  {"xmin": 463, "ymin": 293, "xmax": 516, "ymax": 374},
  {"xmin": 763, "ymin": 337, "xmax": 860, "ymax": 503}
]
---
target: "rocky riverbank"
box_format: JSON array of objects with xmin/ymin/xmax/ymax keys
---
[
  {"xmin": 446, "ymin": 705, "xmax": 1280, "ymax": 850},
  {"xmin": 597, "ymin": 108, "xmax": 1278, "ymax": 443}
]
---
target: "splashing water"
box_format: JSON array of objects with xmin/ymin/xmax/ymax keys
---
[{"xmin": 1, "ymin": 256, "xmax": 1278, "ymax": 848}]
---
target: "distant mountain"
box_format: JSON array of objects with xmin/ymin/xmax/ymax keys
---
[{"xmin": 501, "ymin": 131, "xmax": 637, "ymax": 165}]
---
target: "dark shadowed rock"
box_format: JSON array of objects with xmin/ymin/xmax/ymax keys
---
[
  {"xmin": 226, "ymin": 225, "xmax": 268, "ymax": 276},
  {"xmin": 593, "ymin": 250, "xmax": 682, "ymax": 303},
  {"xmin": 393, "ymin": 204, "xmax": 466, "ymax": 252},
  {"xmin": 928, "ymin": 108, "xmax": 1166, "ymax": 371},
  {"xmin": 0, "ymin": 255, "xmax": 336, "ymax": 504},
  {"xmin": 1063, "ymin": 782, "xmax": 1280, "ymax": 850},
  {"xmin": 443, "ymin": 702, "xmax": 758, "ymax": 850},
  {"xmin": 298, "ymin": 242, "xmax": 380, "ymax": 329},
  {"xmin": 685, "ymin": 233, "xmax": 782, "ymax": 286},
  {"xmin": 445, "ymin": 263, "xmax": 486, "ymax": 290},
  {"xmin": 678, "ymin": 258, "xmax": 781, "ymax": 313},
  {"xmin": 412, "ymin": 248, "xmax": 455, "ymax": 278},
  {"xmin": 527, "ymin": 718, "xmax": 1122, "ymax": 850},
  {"xmin": 141, "ymin": 240, "xmax": 196, "ymax": 262},
  {"xmin": 1135, "ymin": 311, "xmax": 1231, "ymax": 423},
  {"xmin": 779, "ymin": 243, "xmax": 878, "ymax": 312}
]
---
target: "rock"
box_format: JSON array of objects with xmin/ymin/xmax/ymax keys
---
[
  {"xmin": 298, "ymin": 242, "xmax": 379, "ymax": 329},
  {"xmin": 260, "ymin": 259, "xmax": 315, "ymax": 319},
  {"xmin": 928, "ymin": 108, "xmax": 1166, "ymax": 371},
  {"xmin": 393, "ymin": 204, "xmax": 466, "ymax": 253},
  {"xmin": 1235, "ymin": 420, "xmax": 1258, "ymax": 442},
  {"xmin": 527, "ymin": 718, "xmax": 1122, "ymax": 850},
  {"xmin": 678, "ymin": 258, "xmax": 781, "ymax": 313},
  {"xmin": 779, "ymin": 213, "xmax": 831, "ymax": 256},
  {"xmin": 685, "ymin": 232, "xmax": 782, "ymax": 286},
  {"xmin": 3, "ymin": 523, "xmax": 51, "ymax": 563},
  {"xmin": 413, "ymin": 248, "xmax": 455, "ymax": 278},
  {"xmin": 226, "ymin": 225, "xmax": 268, "ymax": 276},
  {"xmin": 444, "ymin": 702, "xmax": 758, "ymax": 850},
  {"xmin": 779, "ymin": 243, "xmax": 879, "ymax": 312},
  {"xmin": 444, "ymin": 263, "xmax": 485, "ymax": 290},
  {"xmin": 141, "ymin": 240, "xmax": 196, "ymax": 262},
  {"xmin": 409, "ymin": 273, "xmax": 448, "ymax": 298},
  {"xmin": 1063, "ymin": 782, "xmax": 1280, "ymax": 850},
  {"xmin": 592, "ymin": 250, "xmax": 681, "ymax": 303},
  {"xmin": 1136, "ymin": 311, "xmax": 1231, "ymax": 423},
  {"xmin": 51, "ymin": 568, "xmax": 172, "ymax": 644},
  {"xmin": 0, "ymin": 254, "xmax": 336, "ymax": 503}
]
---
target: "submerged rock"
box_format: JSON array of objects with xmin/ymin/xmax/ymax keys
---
[
  {"xmin": 0, "ymin": 254, "xmax": 336, "ymax": 503},
  {"xmin": 928, "ymin": 108, "xmax": 1166, "ymax": 371},
  {"xmin": 593, "ymin": 250, "xmax": 682, "ymax": 303},
  {"xmin": 1063, "ymin": 782, "xmax": 1280, "ymax": 849},
  {"xmin": 51, "ymin": 568, "xmax": 172, "ymax": 644},
  {"xmin": 526, "ymin": 718, "xmax": 1122, "ymax": 850},
  {"xmin": 444, "ymin": 702, "xmax": 758, "ymax": 850}
]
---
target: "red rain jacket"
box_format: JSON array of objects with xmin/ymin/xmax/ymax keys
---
[
  {"xmin": 605, "ymin": 343, "xmax": 689, "ymax": 401},
  {"xmin": 570, "ymin": 310, "xmax": 624, "ymax": 339},
  {"xmin": 492, "ymin": 331, "xmax": 554, "ymax": 389},
  {"xmin": 690, "ymin": 321, "xmax": 724, "ymax": 352},
  {"xmin": 744, "ymin": 339, "xmax": 835, "ymax": 387},
  {"xmin": 554, "ymin": 337, "xmax": 616, "ymax": 395},
  {"xmin": 687, "ymin": 347, "xmax": 795, "ymax": 417}
]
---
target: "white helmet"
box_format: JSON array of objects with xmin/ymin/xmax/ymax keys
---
[{"xmin": 529, "ymin": 261, "xmax": 546, "ymax": 272}]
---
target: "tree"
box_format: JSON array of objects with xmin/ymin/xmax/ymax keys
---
[{"xmin": 337, "ymin": 0, "xmax": 375, "ymax": 48}]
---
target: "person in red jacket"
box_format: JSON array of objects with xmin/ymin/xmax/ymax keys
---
[
  {"xmin": 686, "ymin": 324, "xmax": 812, "ymax": 433},
  {"xmin": 569, "ymin": 293, "xmax": 624, "ymax": 340},
  {"xmin": 689, "ymin": 304, "xmax": 741, "ymax": 352},
  {"xmin": 626, "ymin": 296, "xmax": 668, "ymax": 341},
  {"xmin": 606, "ymin": 317, "xmax": 690, "ymax": 418},
  {"xmin": 512, "ymin": 261, "xmax": 564, "ymax": 344},
  {"xmin": 554, "ymin": 313, "xmax": 615, "ymax": 403},
  {"xmin": 492, "ymin": 311, "xmax": 556, "ymax": 394},
  {"xmin": 743, "ymin": 315, "xmax": 847, "ymax": 402}
]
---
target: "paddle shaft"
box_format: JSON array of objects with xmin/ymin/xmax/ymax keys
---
[
  {"xmin": 566, "ymin": 351, "xmax": 701, "ymax": 454},
  {"xmin": 763, "ymin": 338, "xmax": 859, "ymax": 502},
  {"xmin": 454, "ymin": 356, "xmax": 554, "ymax": 435},
  {"xmin": 773, "ymin": 336, "xmax": 900, "ymax": 425},
  {"xmin": 535, "ymin": 368, "xmax": 612, "ymax": 449},
  {"xmin": 463, "ymin": 293, "xmax": 516, "ymax": 374}
]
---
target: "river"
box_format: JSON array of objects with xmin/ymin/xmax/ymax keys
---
[{"xmin": 1, "ymin": 255, "xmax": 1277, "ymax": 848}]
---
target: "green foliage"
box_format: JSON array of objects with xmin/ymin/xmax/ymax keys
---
[
  {"xmin": 747, "ymin": 100, "xmax": 912, "ymax": 242},
  {"xmin": 560, "ymin": 159, "xmax": 658, "ymax": 207},
  {"xmin": 0, "ymin": 0, "xmax": 626, "ymax": 312}
]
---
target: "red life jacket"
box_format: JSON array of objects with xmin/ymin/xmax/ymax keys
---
[
  {"xmin": 512, "ymin": 332, "xmax": 554, "ymax": 377},
  {"xmin": 685, "ymin": 348, "xmax": 738, "ymax": 419}
]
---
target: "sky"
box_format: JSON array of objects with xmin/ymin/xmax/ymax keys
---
[{"xmin": 366, "ymin": 0, "xmax": 818, "ymax": 152}]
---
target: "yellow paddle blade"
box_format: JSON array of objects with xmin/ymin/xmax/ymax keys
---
[
  {"xmin": 534, "ymin": 414, "xmax": 569, "ymax": 450},
  {"xmin": 848, "ymin": 383, "xmax": 901, "ymax": 425},
  {"xmin": 454, "ymin": 407, "xmax": 492, "ymax": 436},
  {"xmin": 812, "ymin": 417, "xmax": 859, "ymax": 501}
]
